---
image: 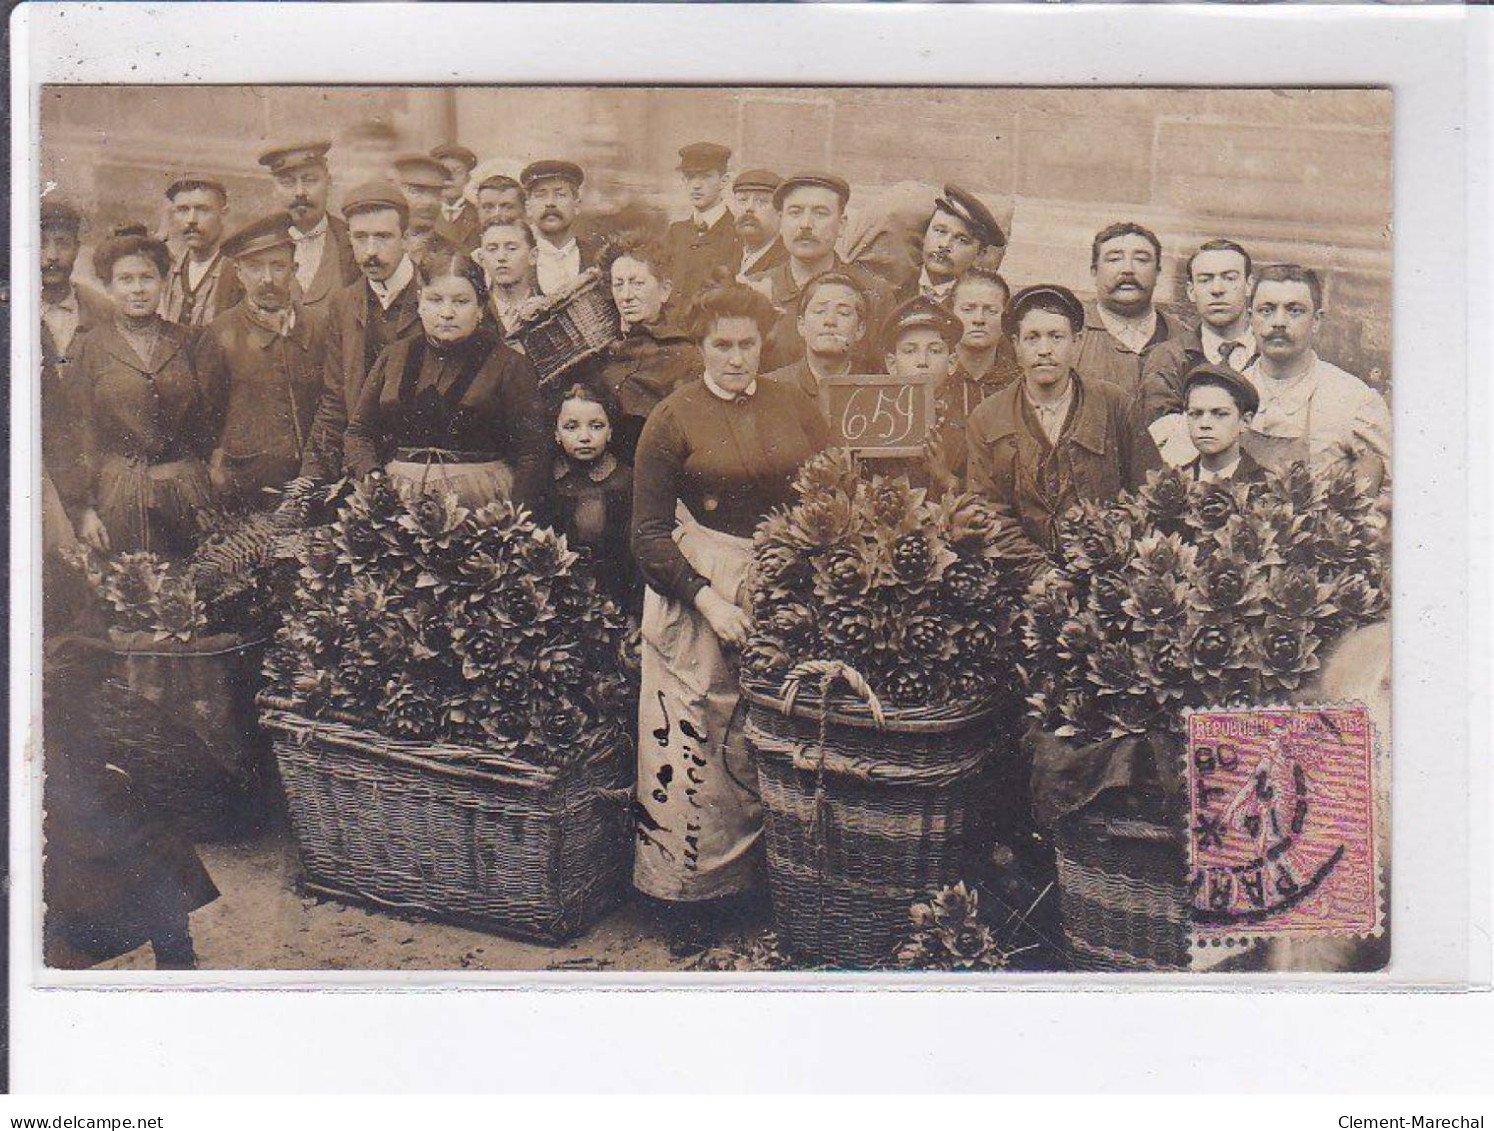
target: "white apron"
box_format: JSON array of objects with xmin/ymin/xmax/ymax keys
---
[{"xmin": 633, "ymin": 513, "xmax": 762, "ymax": 902}]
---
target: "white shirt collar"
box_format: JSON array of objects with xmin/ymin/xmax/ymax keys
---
[
  {"xmin": 536, "ymin": 234, "xmax": 578, "ymax": 258},
  {"xmin": 369, "ymin": 255, "xmax": 415, "ymax": 309},
  {"xmin": 291, "ymin": 215, "xmax": 328, "ymax": 240},
  {"xmin": 1201, "ymin": 323, "xmax": 1255, "ymax": 367},
  {"xmin": 1197, "ymin": 450, "xmax": 1243, "ymax": 483},
  {"xmin": 1096, "ymin": 304, "xmax": 1158, "ymax": 354},
  {"xmin": 702, "ymin": 370, "xmax": 756, "ymax": 402},
  {"xmin": 692, "ymin": 200, "xmax": 729, "ymax": 230},
  {"xmin": 739, "ymin": 240, "xmax": 775, "ymax": 277},
  {"xmin": 441, "ymin": 199, "xmax": 466, "ymax": 223},
  {"xmin": 1025, "ymin": 380, "xmax": 1075, "ymax": 444},
  {"xmin": 918, "ymin": 267, "xmax": 956, "ymax": 299}
]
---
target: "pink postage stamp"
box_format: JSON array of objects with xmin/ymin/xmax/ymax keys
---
[{"xmin": 1186, "ymin": 705, "xmax": 1382, "ymax": 944}]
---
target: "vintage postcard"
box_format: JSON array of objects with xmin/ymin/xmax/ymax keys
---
[{"xmin": 30, "ymin": 82, "xmax": 1394, "ymax": 978}]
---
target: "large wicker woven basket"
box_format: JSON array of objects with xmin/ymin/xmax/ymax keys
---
[
  {"xmin": 743, "ymin": 664, "xmax": 1000, "ymax": 968},
  {"xmin": 259, "ymin": 695, "xmax": 632, "ymax": 944},
  {"xmin": 514, "ymin": 270, "xmax": 621, "ymax": 389},
  {"xmin": 1053, "ymin": 810, "xmax": 1188, "ymax": 972}
]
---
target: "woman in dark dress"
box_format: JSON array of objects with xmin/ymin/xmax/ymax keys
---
[
  {"xmin": 66, "ymin": 226, "xmax": 228, "ymax": 556},
  {"xmin": 344, "ymin": 248, "xmax": 551, "ymax": 518},
  {"xmin": 631, "ymin": 282, "xmax": 832, "ymax": 910}
]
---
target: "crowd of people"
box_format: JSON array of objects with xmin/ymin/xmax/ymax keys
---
[{"xmin": 37, "ymin": 131, "xmax": 1393, "ymax": 961}]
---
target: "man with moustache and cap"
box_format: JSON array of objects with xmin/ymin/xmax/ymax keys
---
[
  {"xmin": 897, "ymin": 184, "xmax": 1008, "ymax": 308},
  {"xmin": 1073, "ymin": 220, "xmax": 1182, "ymax": 402},
  {"xmin": 475, "ymin": 173, "xmax": 527, "ymax": 237},
  {"xmin": 664, "ymin": 142, "xmax": 741, "ymax": 308},
  {"xmin": 160, "ymin": 172, "xmax": 243, "ymax": 327},
  {"xmin": 201, "ymin": 212, "xmax": 328, "ymax": 509},
  {"xmin": 521, "ymin": 159, "xmax": 605, "ymax": 297},
  {"xmin": 297, "ymin": 181, "xmax": 424, "ymax": 483},
  {"xmin": 751, "ymin": 170, "xmax": 892, "ymax": 373},
  {"xmin": 394, "ymin": 153, "xmax": 462, "ymax": 260},
  {"xmin": 732, "ymin": 168, "xmax": 788, "ymax": 281},
  {"xmin": 432, "ymin": 143, "xmax": 482, "ymax": 249},
  {"xmin": 966, "ymin": 283, "xmax": 1161, "ymax": 579},
  {"xmin": 258, "ymin": 141, "xmax": 358, "ymax": 311}
]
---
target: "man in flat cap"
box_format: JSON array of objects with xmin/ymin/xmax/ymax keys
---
[
  {"xmin": 664, "ymin": 142, "xmax": 741, "ymax": 309},
  {"xmin": 966, "ymin": 283, "xmax": 1161, "ymax": 580},
  {"xmin": 475, "ymin": 173, "xmax": 527, "ymax": 241},
  {"xmin": 520, "ymin": 160, "xmax": 605, "ymax": 296},
  {"xmin": 394, "ymin": 154, "xmax": 460, "ymax": 260},
  {"xmin": 898, "ymin": 184, "xmax": 1007, "ymax": 308},
  {"xmin": 1178, "ymin": 362, "xmax": 1265, "ymax": 486},
  {"xmin": 432, "ymin": 143, "xmax": 481, "ymax": 249},
  {"xmin": 732, "ymin": 168, "xmax": 788, "ymax": 281},
  {"xmin": 258, "ymin": 141, "xmax": 358, "ymax": 311},
  {"xmin": 201, "ymin": 212, "xmax": 327, "ymax": 508},
  {"xmin": 299, "ymin": 181, "xmax": 423, "ymax": 483},
  {"xmin": 1073, "ymin": 220, "xmax": 1182, "ymax": 402},
  {"xmin": 160, "ymin": 174, "xmax": 242, "ymax": 327},
  {"xmin": 751, "ymin": 171, "xmax": 892, "ymax": 373},
  {"xmin": 1139, "ymin": 239, "xmax": 1258, "ymax": 467}
]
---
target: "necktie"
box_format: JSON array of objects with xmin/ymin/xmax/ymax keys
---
[{"xmin": 1218, "ymin": 339, "xmax": 1242, "ymax": 370}]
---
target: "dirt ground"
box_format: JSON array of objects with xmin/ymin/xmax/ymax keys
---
[{"xmin": 98, "ymin": 824, "xmax": 777, "ymax": 974}]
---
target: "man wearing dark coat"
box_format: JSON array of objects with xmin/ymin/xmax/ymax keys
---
[
  {"xmin": 299, "ymin": 181, "xmax": 422, "ymax": 482},
  {"xmin": 160, "ymin": 173, "xmax": 243, "ymax": 327},
  {"xmin": 732, "ymin": 167, "xmax": 789, "ymax": 281},
  {"xmin": 258, "ymin": 141, "xmax": 359, "ymax": 312},
  {"xmin": 664, "ymin": 142, "xmax": 742, "ymax": 308},
  {"xmin": 432, "ymin": 143, "xmax": 482, "ymax": 250},
  {"xmin": 894, "ymin": 184, "xmax": 1008, "ymax": 309}
]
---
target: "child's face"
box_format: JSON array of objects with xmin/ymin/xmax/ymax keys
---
[
  {"xmin": 884, "ymin": 327, "xmax": 953, "ymax": 383},
  {"xmin": 556, "ymin": 397, "xmax": 612, "ymax": 462},
  {"xmin": 1185, "ymin": 383, "xmax": 1249, "ymax": 458}
]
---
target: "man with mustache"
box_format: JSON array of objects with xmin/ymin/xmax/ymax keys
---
[
  {"xmin": 394, "ymin": 154, "xmax": 462, "ymax": 261},
  {"xmin": 750, "ymin": 171, "xmax": 891, "ymax": 373},
  {"xmin": 732, "ymin": 168, "xmax": 787, "ymax": 281},
  {"xmin": 966, "ymin": 284, "xmax": 1161, "ymax": 579},
  {"xmin": 1073, "ymin": 221, "xmax": 1181, "ymax": 402},
  {"xmin": 1138, "ymin": 239, "xmax": 1259, "ymax": 467},
  {"xmin": 1240, "ymin": 264, "xmax": 1390, "ymax": 493},
  {"xmin": 520, "ymin": 159, "xmax": 605, "ymax": 297},
  {"xmin": 762, "ymin": 271, "xmax": 866, "ymax": 401},
  {"xmin": 431, "ymin": 143, "xmax": 482, "ymax": 249},
  {"xmin": 258, "ymin": 141, "xmax": 358, "ymax": 312},
  {"xmin": 475, "ymin": 174, "xmax": 527, "ymax": 239},
  {"xmin": 160, "ymin": 173, "xmax": 242, "ymax": 327},
  {"xmin": 299, "ymin": 181, "xmax": 423, "ymax": 482},
  {"xmin": 897, "ymin": 185, "xmax": 1007, "ymax": 308},
  {"xmin": 664, "ymin": 142, "xmax": 741, "ymax": 308},
  {"xmin": 201, "ymin": 212, "xmax": 328, "ymax": 507}
]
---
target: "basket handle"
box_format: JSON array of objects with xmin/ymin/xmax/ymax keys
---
[{"xmin": 777, "ymin": 660, "xmax": 886, "ymax": 730}]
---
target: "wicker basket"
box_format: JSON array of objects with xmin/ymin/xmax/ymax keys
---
[
  {"xmin": 1053, "ymin": 810, "xmax": 1188, "ymax": 972},
  {"xmin": 743, "ymin": 663, "xmax": 1000, "ymax": 968},
  {"xmin": 514, "ymin": 270, "xmax": 621, "ymax": 389},
  {"xmin": 258, "ymin": 695, "xmax": 632, "ymax": 943}
]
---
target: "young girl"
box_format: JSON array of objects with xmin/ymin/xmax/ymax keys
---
[{"xmin": 552, "ymin": 381, "xmax": 641, "ymax": 615}]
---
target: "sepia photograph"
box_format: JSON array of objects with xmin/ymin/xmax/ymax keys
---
[{"xmin": 32, "ymin": 82, "xmax": 1394, "ymax": 978}]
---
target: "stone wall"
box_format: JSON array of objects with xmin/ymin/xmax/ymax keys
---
[{"xmin": 40, "ymin": 85, "xmax": 1391, "ymax": 380}]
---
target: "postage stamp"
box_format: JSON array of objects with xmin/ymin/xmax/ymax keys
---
[{"xmin": 1186, "ymin": 705, "xmax": 1382, "ymax": 945}]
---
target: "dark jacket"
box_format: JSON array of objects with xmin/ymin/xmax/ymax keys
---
[
  {"xmin": 553, "ymin": 453, "xmax": 641, "ymax": 614},
  {"xmin": 160, "ymin": 250, "xmax": 244, "ymax": 328},
  {"xmin": 580, "ymin": 320, "xmax": 701, "ymax": 464},
  {"xmin": 666, "ymin": 212, "xmax": 742, "ymax": 308},
  {"xmin": 738, "ymin": 236, "xmax": 789, "ymax": 280},
  {"xmin": 300, "ymin": 272, "xmax": 423, "ymax": 479},
  {"xmin": 1073, "ymin": 300, "xmax": 1183, "ymax": 404},
  {"xmin": 1137, "ymin": 324, "xmax": 1260, "ymax": 426},
  {"xmin": 204, "ymin": 300, "xmax": 327, "ymax": 503},
  {"xmin": 965, "ymin": 373, "xmax": 1162, "ymax": 576},
  {"xmin": 294, "ymin": 213, "xmax": 360, "ymax": 311},
  {"xmin": 41, "ymin": 285, "xmax": 115, "ymax": 515},
  {"xmin": 1181, "ymin": 448, "xmax": 1266, "ymax": 486},
  {"xmin": 754, "ymin": 255, "xmax": 893, "ymax": 374}
]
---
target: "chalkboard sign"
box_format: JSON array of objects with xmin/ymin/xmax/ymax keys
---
[{"xmin": 818, "ymin": 374, "xmax": 936, "ymax": 458}]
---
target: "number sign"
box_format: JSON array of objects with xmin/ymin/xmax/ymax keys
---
[{"xmin": 818, "ymin": 374, "xmax": 935, "ymax": 458}]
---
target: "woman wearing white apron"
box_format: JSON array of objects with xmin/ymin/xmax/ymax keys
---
[{"xmin": 631, "ymin": 282, "xmax": 832, "ymax": 926}]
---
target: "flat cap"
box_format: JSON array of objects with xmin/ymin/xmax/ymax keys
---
[
  {"xmin": 40, "ymin": 199, "xmax": 83, "ymax": 234},
  {"xmin": 165, "ymin": 172, "xmax": 228, "ymax": 201},
  {"xmin": 431, "ymin": 143, "xmax": 479, "ymax": 170},
  {"xmin": 393, "ymin": 154, "xmax": 450, "ymax": 189},
  {"xmin": 732, "ymin": 168, "xmax": 782, "ymax": 195},
  {"xmin": 220, "ymin": 212, "xmax": 296, "ymax": 260},
  {"xmin": 519, "ymin": 160, "xmax": 584, "ymax": 190},
  {"xmin": 774, "ymin": 171, "xmax": 851, "ymax": 211},
  {"xmin": 677, "ymin": 142, "xmax": 732, "ymax": 173},
  {"xmin": 257, "ymin": 141, "xmax": 332, "ymax": 176},
  {"xmin": 341, "ymin": 180, "xmax": 410, "ymax": 224},
  {"xmin": 880, "ymin": 295, "xmax": 964, "ymax": 353},
  {"xmin": 1183, "ymin": 360, "xmax": 1260, "ymax": 416},
  {"xmin": 1002, "ymin": 284, "xmax": 1086, "ymax": 339},
  {"xmin": 933, "ymin": 183, "xmax": 1006, "ymax": 249}
]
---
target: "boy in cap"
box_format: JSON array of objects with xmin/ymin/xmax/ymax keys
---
[
  {"xmin": 664, "ymin": 142, "xmax": 741, "ymax": 307},
  {"xmin": 874, "ymin": 296, "xmax": 969, "ymax": 491},
  {"xmin": 732, "ymin": 168, "xmax": 788, "ymax": 280},
  {"xmin": 258, "ymin": 140, "xmax": 358, "ymax": 309},
  {"xmin": 1179, "ymin": 361, "xmax": 1265, "ymax": 485},
  {"xmin": 160, "ymin": 173, "xmax": 242, "ymax": 326},
  {"xmin": 431, "ymin": 143, "xmax": 481, "ymax": 248},
  {"xmin": 202, "ymin": 212, "xmax": 327, "ymax": 507},
  {"xmin": 520, "ymin": 159, "xmax": 604, "ymax": 296},
  {"xmin": 900, "ymin": 184, "xmax": 1007, "ymax": 307},
  {"xmin": 966, "ymin": 283, "xmax": 1161, "ymax": 578}
]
